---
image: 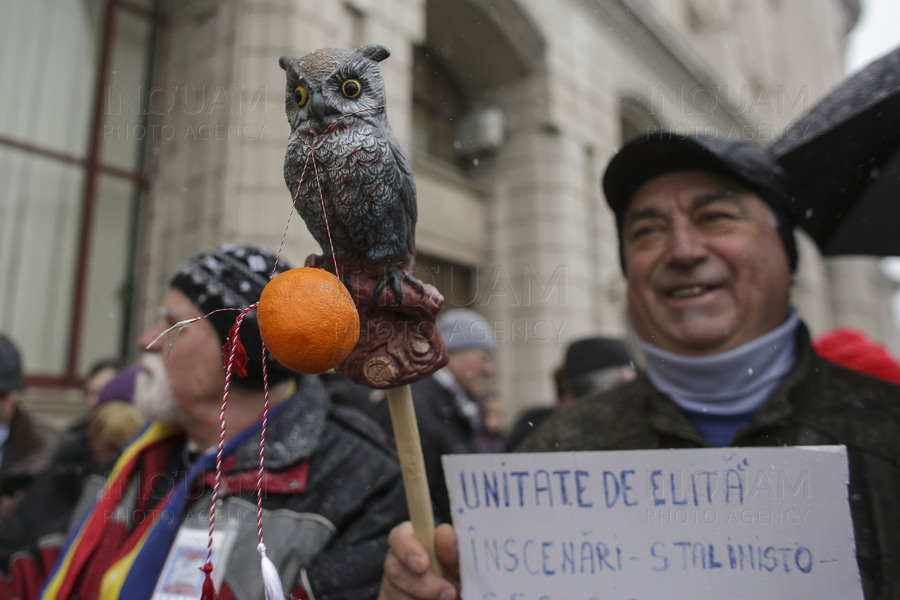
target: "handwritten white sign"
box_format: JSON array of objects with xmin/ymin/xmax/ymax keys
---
[{"xmin": 444, "ymin": 445, "xmax": 862, "ymax": 600}]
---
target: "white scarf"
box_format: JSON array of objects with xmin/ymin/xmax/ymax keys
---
[{"xmin": 640, "ymin": 308, "xmax": 800, "ymax": 417}]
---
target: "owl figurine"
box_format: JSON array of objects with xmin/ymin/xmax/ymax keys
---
[
  {"xmin": 279, "ymin": 44, "xmax": 418, "ymax": 301},
  {"xmin": 279, "ymin": 45, "xmax": 447, "ymax": 388}
]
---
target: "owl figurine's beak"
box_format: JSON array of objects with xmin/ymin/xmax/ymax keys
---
[{"xmin": 308, "ymin": 94, "xmax": 339, "ymax": 125}]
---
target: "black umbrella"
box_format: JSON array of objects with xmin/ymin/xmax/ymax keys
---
[{"xmin": 769, "ymin": 45, "xmax": 900, "ymax": 256}]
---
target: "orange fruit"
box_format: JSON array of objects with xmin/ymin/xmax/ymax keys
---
[{"xmin": 257, "ymin": 267, "xmax": 360, "ymax": 374}]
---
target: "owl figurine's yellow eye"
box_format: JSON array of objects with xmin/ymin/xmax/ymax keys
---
[
  {"xmin": 341, "ymin": 79, "xmax": 362, "ymax": 99},
  {"xmin": 294, "ymin": 85, "xmax": 308, "ymax": 106}
]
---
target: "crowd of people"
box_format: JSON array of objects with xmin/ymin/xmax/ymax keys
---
[{"xmin": 1, "ymin": 131, "xmax": 899, "ymax": 600}]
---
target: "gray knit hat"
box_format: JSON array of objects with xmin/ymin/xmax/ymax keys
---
[{"xmin": 437, "ymin": 309, "xmax": 496, "ymax": 353}]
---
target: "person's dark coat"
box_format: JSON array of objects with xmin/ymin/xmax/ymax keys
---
[
  {"xmin": 3, "ymin": 375, "xmax": 407, "ymax": 600},
  {"xmin": 0, "ymin": 406, "xmax": 60, "ymax": 497},
  {"xmin": 519, "ymin": 322, "xmax": 900, "ymax": 600},
  {"xmin": 0, "ymin": 422, "xmax": 97, "ymax": 569},
  {"xmin": 369, "ymin": 374, "xmax": 478, "ymax": 525}
]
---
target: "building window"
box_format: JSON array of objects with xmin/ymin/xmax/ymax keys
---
[
  {"xmin": 0, "ymin": 0, "xmax": 161, "ymax": 386},
  {"xmin": 411, "ymin": 45, "xmax": 468, "ymax": 166},
  {"xmin": 412, "ymin": 253, "xmax": 475, "ymax": 309}
]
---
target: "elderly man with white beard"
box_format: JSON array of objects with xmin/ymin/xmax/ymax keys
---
[{"xmin": 3, "ymin": 244, "xmax": 408, "ymax": 600}]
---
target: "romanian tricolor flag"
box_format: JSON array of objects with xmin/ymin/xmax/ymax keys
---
[{"xmin": 36, "ymin": 420, "xmax": 250, "ymax": 600}]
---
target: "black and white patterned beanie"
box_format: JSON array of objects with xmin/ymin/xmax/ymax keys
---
[{"xmin": 169, "ymin": 244, "xmax": 293, "ymax": 388}]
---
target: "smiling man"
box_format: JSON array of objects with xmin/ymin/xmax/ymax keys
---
[
  {"xmin": 377, "ymin": 133, "xmax": 900, "ymax": 600},
  {"xmin": 622, "ymin": 171, "xmax": 793, "ymax": 357}
]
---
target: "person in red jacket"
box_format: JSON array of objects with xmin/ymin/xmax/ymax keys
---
[{"xmin": 813, "ymin": 327, "xmax": 900, "ymax": 384}]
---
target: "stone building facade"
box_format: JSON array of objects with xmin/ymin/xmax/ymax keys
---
[
  {"xmin": 7, "ymin": 0, "xmax": 896, "ymax": 426},
  {"xmin": 131, "ymin": 0, "xmax": 893, "ymax": 425}
]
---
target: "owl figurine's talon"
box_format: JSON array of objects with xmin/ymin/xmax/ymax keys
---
[{"xmin": 373, "ymin": 270, "xmax": 423, "ymax": 305}]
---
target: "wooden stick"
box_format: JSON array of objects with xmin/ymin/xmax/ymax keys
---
[{"xmin": 386, "ymin": 384, "xmax": 441, "ymax": 574}]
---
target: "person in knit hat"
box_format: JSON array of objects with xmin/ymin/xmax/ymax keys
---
[
  {"xmin": 435, "ymin": 308, "xmax": 497, "ymax": 403},
  {"xmin": 166, "ymin": 243, "xmax": 294, "ymax": 389},
  {"xmin": 370, "ymin": 307, "xmax": 498, "ymax": 525},
  {"xmin": 2, "ymin": 244, "xmax": 408, "ymax": 600}
]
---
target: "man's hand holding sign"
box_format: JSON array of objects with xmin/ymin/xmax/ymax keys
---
[{"xmin": 378, "ymin": 132, "xmax": 900, "ymax": 600}]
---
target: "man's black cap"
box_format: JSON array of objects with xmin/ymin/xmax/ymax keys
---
[
  {"xmin": 602, "ymin": 132, "xmax": 798, "ymax": 272},
  {"xmin": 564, "ymin": 336, "xmax": 633, "ymax": 377}
]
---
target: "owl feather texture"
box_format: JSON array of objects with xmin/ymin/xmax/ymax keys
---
[
  {"xmin": 280, "ymin": 44, "xmax": 418, "ymax": 301},
  {"xmin": 278, "ymin": 45, "xmax": 448, "ymax": 388}
]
